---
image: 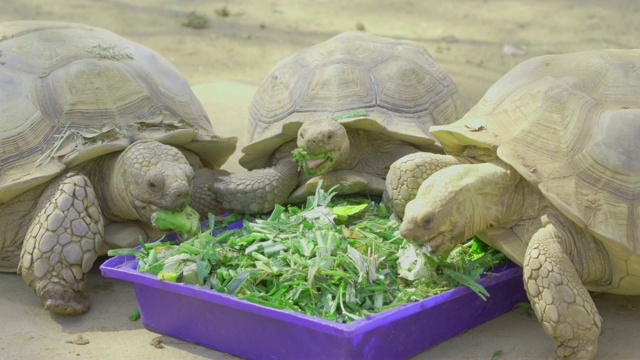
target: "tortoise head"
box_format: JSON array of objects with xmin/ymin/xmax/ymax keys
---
[
  {"xmin": 400, "ymin": 171, "xmax": 466, "ymax": 256},
  {"xmin": 119, "ymin": 140, "xmax": 194, "ymax": 222},
  {"xmin": 294, "ymin": 118, "xmax": 349, "ymax": 176},
  {"xmin": 400, "ymin": 164, "xmax": 493, "ymax": 256},
  {"xmin": 400, "ymin": 162, "xmax": 519, "ymax": 256}
]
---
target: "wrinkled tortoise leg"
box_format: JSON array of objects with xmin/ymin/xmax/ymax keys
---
[
  {"xmin": 19, "ymin": 172, "xmax": 104, "ymax": 315},
  {"xmin": 524, "ymin": 220, "xmax": 608, "ymax": 360},
  {"xmin": 383, "ymin": 152, "xmax": 471, "ymax": 217},
  {"xmin": 192, "ymin": 159, "xmax": 300, "ymax": 215},
  {"xmin": 189, "ymin": 168, "xmax": 231, "ymax": 216},
  {"xmin": 287, "ymin": 170, "xmax": 385, "ymax": 204}
]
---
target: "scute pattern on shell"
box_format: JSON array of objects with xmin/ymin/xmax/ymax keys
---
[
  {"xmin": 429, "ymin": 49, "xmax": 640, "ymax": 255},
  {"xmin": 240, "ymin": 31, "xmax": 467, "ymax": 170},
  {"xmin": 0, "ymin": 21, "xmax": 236, "ymax": 204}
]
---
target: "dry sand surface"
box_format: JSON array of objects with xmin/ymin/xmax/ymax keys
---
[{"xmin": 1, "ymin": 1, "xmax": 640, "ymax": 359}]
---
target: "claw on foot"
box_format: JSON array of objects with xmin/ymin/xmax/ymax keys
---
[{"xmin": 40, "ymin": 284, "xmax": 90, "ymax": 315}]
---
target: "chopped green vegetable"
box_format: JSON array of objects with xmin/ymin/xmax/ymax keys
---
[
  {"xmin": 158, "ymin": 271, "xmax": 180, "ymax": 282},
  {"xmin": 151, "ymin": 205, "xmax": 201, "ymax": 239},
  {"xmin": 111, "ymin": 185, "xmax": 505, "ymax": 323},
  {"xmin": 128, "ymin": 307, "xmax": 141, "ymax": 321},
  {"xmin": 331, "ymin": 203, "xmax": 369, "ymax": 223}
]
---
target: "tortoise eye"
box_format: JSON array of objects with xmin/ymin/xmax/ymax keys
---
[
  {"xmin": 420, "ymin": 213, "xmax": 433, "ymax": 229},
  {"xmin": 145, "ymin": 169, "xmax": 165, "ymax": 192}
]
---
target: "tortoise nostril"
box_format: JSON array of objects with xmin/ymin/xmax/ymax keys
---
[
  {"xmin": 173, "ymin": 194, "xmax": 189, "ymax": 210},
  {"xmin": 169, "ymin": 184, "xmax": 190, "ymax": 208}
]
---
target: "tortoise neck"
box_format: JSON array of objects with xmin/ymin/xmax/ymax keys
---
[
  {"xmin": 478, "ymin": 163, "xmax": 546, "ymax": 230},
  {"xmin": 89, "ymin": 153, "xmax": 139, "ymax": 222},
  {"xmin": 331, "ymin": 130, "xmax": 361, "ymax": 169}
]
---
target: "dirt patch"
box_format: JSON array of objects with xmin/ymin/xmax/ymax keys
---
[{"xmin": 66, "ymin": 335, "xmax": 90, "ymax": 345}]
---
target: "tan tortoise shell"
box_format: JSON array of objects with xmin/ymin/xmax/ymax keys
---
[
  {"xmin": 0, "ymin": 21, "xmax": 236, "ymax": 204},
  {"xmin": 239, "ymin": 31, "xmax": 468, "ymax": 170},
  {"xmin": 430, "ymin": 49, "xmax": 640, "ymax": 255}
]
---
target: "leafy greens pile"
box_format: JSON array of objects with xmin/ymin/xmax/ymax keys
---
[{"xmin": 109, "ymin": 184, "xmax": 505, "ymax": 323}]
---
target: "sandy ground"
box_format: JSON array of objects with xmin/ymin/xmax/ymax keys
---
[{"xmin": 1, "ymin": 1, "xmax": 640, "ymax": 359}]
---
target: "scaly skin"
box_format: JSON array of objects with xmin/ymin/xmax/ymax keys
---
[
  {"xmin": 383, "ymin": 152, "xmax": 473, "ymax": 217},
  {"xmin": 101, "ymin": 140, "xmax": 193, "ymax": 222},
  {"xmin": 191, "ymin": 147, "xmax": 300, "ymax": 215},
  {"xmin": 10, "ymin": 140, "xmax": 195, "ymax": 315},
  {"xmin": 400, "ymin": 162, "xmax": 612, "ymax": 359},
  {"xmin": 190, "ymin": 168, "xmax": 233, "ymax": 216},
  {"xmin": 19, "ymin": 172, "xmax": 103, "ymax": 315},
  {"xmin": 524, "ymin": 218, "xmax": 608, "ymax": 360}
]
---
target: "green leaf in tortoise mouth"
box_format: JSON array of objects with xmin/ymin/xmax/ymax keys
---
[
  {"xmin": 291, "ymin": 148, "xmax": 334, "ymax": 176},
  {"xmin": 150, "ymin": 205, "xmax": 201, "ymax": 239}
]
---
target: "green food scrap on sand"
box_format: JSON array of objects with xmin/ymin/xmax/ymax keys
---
[{"xmin": 109, "ymin": 184, "xmax": 505, "ymax": 323}]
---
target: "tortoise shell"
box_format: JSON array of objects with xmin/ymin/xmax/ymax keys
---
[
  {"xmin": 0, "ymin": 21, "xmax": 236, "ymax": 204},
  {"xmin": 239, "ymin": 31, "xmax": 467, "ymax": 170},
  {"xmin": 430, "ymin": 49, "xmax": 640, "ymax": 256}
]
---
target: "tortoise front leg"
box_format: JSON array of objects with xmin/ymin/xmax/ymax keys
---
[
  {"xmin": 383, "ymin": 153, "xmax": 472, "ymax": 218},
  {"xmin": 18, "ymin": 172, "xmax": 104, "ymax": 315},
  {"xmin": 524, "ymin": 219, "xmax": 608, "ymax": 359},
  {"xmin": 192, "ymin": 159, "xmax": 300, "ymax": 215},
  {"xmin": 191, "ymin": 142, "xmax": 302, "ymax": 216}
]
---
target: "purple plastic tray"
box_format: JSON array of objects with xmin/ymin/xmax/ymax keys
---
[{"xmin": 101, "ymin": 251, "xmax": 527, "ymax": 360}]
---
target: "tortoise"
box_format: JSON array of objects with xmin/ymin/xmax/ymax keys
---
[
  {"xmin": 192, "ymin": 31, "xmax": 468, "ymax": 215},
  {"xmin": 0, "ymin": 21, "xmax": 236, "ymax": 314},
  {"xmin": 394, "ymin": 49, "xmax": 640, "ymax": 359}
]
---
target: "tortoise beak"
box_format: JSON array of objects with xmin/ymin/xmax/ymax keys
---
[{"xmin": 155, "ymin": 182, "xmax": 191, "ymax": 211}]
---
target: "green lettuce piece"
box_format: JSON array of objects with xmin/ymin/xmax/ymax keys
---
[
  {"xmin": 151, "ymin": 205, "xmax": 200, "ymax": 239},
  {"xmin": 331, "ymin": 203, "xmax": 369, "ymax": 223}
]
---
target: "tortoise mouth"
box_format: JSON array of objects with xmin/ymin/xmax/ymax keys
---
[
  {"xmin": 427, "ymin": 230, "xmax": 468, "ymax": 257},
  {"xmin": 411, "ymin": 232, "xmax": 455, "ymax": 257},
  {"xmin": 133, "ymin": 199, "xmax": 157, "ymax": 221},
  {"xmin": 149, "ymin": 205, "xmax": 200, "ymax": 236},
  {"xmin": 133, "ymin": 199, "xmax": 189, "ymax": 225},
  {"xmin": 426, "ymin": 234, "xmax": 449, "ymax": 255},
  {"xmin": 303, "ymin": 155, "xmax": 336, "ymax": 176},
  {"xmin": 292, "ymin": 148, "xmax": 337, "ymax": 176}
]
